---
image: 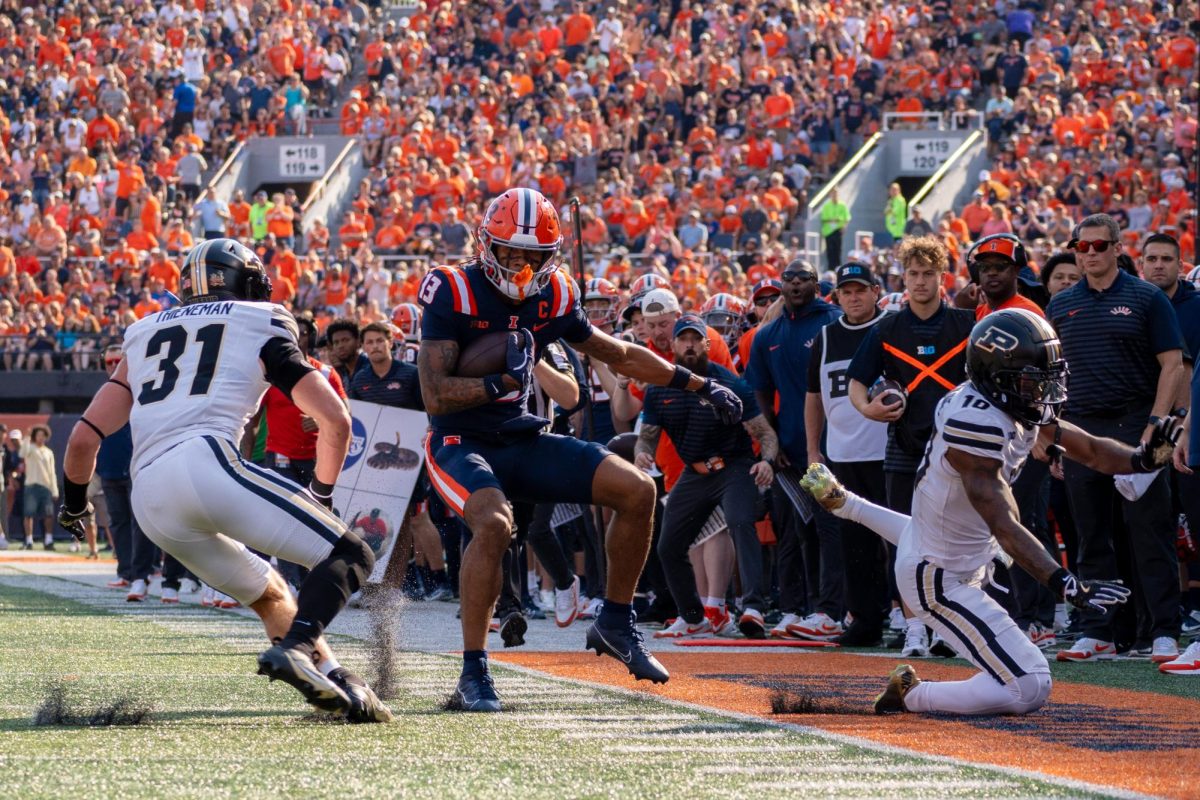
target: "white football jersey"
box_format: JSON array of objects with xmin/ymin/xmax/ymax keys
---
[
  {"xmin": 907, "ymin": 382, "xmax": 1038, "ymax": 574},
  {"xmin": 123, "ymin": 301, "xmax": 299, "ymax": 477}
]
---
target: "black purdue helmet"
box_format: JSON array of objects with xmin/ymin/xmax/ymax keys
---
[
  {"xmin": 966, "ymin": 308, "xmax": 1067, "ymax": 426},
  {"xmin": 179, "ymin": 239, "xmax": 272, "ymax": 304}
]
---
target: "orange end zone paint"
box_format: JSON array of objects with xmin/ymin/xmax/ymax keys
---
[{"xmin": 493, "ymin": 650, "xmax": 1200, "ymax": 800}]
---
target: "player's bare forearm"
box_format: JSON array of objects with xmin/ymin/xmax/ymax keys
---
[
  {"xmin": 65, "ymin": 369, "xmax": 134, "ymax": 483},
  {"xmin": 743, "ymin": 414, "xmax": 779, "ymax": 463},
  {"xmin": 948, "ymin": 448, "xmax": 1060, "ymax": 585},
  {"xmin": 1039, "ymin": 420, "xmax": 1137, "ymax": 476},
  {"xmin": 848, "ymin": 379, "xmax": 870, "ymax": 415},
  {"xmin": 417, "ymin": 339, "xmax": 494, "ymax": 414},
  {"xmin": 574, "ymin": 329, "xmax": 705, "ymax": 391}
]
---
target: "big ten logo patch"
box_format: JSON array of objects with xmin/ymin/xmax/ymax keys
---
[
  {"xmin": 828, "ymin": 368, "xmax": 850, "ymax": 398},
  {"xmin": 343, "ymin": 416, "xmax": 369, "ymax": 470}
]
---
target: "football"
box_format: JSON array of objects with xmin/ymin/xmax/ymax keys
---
[
  {"xmin": 455, "ymin": 331, "xmax": 520, "ymax": 378},
  {"xmin": 867, "ymin": 377, "xmax": 908, "ymax": 413}
]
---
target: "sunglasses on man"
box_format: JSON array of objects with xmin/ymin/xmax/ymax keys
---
[
  {"xmin": 753, "ymin": 295, "xmax": 780, "ymax": 306},
  {"xmin": 1068, "ymin": 238, "xmax": 1117, "ymax": 253},
  {"xmin": 781, "ymin": 271, "xmax": 816, "ymax": 282}
]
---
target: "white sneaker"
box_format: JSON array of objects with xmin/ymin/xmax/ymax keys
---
[
  {"xmin": 1027, "ymin": 622, "xmax": 1057, "ymax": 650},
  {"xmin": 537, "ymin": 589, "xmax": 555, "ymax": 613},
  {"xmin": 180, "ymin": 578, "xmax": 200, "ymax": 594},
  {"xmin": 69, "ymin": 541, "xmax": 80, "ymax": 553},
  {"xmin": 1056, "ymin": 637, "xmax": 1116, "ymax": 662},
  {"xmin": 161, "ymin": 587, "xmax": 180, "ymax": 604},
  {"xmin": 786, "ymin": 612, "xmax": 844, "ymax": 641},
  {"xmin": 888, "ymin": 607, "xmax": 906, "ymax": 632},
  {"xmin": 126, "ymin": 579, "xmax": 147, "ymax": 602},
  {"xmin": 770, "ymin": 613, "xmax": 804, "ymax": 639},
  {"xmin": 1151, "ymin": 636, "xmax": 1179, "ymax": 664},
  {"xmin": 653, "ymin": 616, "xmax": 712, "ymax": 638},
  {"xmin": 901, "ymin": 624, "xmax": 929, "ymax": 658},
  {"xmin": 215, "ymin": 592, "xmax": 240, "ymax": 609},
  {"xmin": 709, "ymin": 607, "xmax": 740, "ymax": 638},
  {"xmin": 554, "ymin": 575, "xmax": 580, "ymax": 628},
  {"xmin": 1158, "ymin": 641, "xmax": 1200, "ymax": 675},
  {"xmin": 200, "ymin": 586, "xmax": 216, "ymax": 607},
  {"xmin": 578, "ymin": 596, "xmax": 603, "ymax": 620}
]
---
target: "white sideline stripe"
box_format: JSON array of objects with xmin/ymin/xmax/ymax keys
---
[
  {"xmin": 745, "ymin": 779, "xmax": 1018, "ymax": 792},
  {"xmin": 0, "ymin": 569, "xmax": 1155, "ymax": 800},
  {"xmin": 507, "ymin": 713, "xmax": 700, "ymax": 723},
  {"xmin": 606, "ymin": 744, "xmax": 839, "ymax": 755},
  {"xmin": 700, "ymin": 763, "xmax": 961, "ymax": 776},
  {"xmin": 566, "ymin": 730, "xmax": 786, "ymax": 741}
]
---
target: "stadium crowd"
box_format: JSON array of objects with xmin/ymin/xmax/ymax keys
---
[{"xmin": 0, "ymin": 0, "xmax": 1196, "ymax": 672}]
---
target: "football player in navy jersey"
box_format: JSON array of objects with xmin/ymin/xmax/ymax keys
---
[{"xmin": 417, "ymin": 188, "xmax": 743, "ymax": 711}]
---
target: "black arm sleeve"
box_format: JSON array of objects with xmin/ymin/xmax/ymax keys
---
[{"xmin": 260, "ymin": 336, "xmax": 316, "ymax": 399}]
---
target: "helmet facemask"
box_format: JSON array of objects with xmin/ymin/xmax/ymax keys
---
[
  {"xmin": 478, "ymin": 235, "xmax": 560, "ymax": 301},
  {"xmin": 990, "ymin": 360, "xmax": 1068, "ymax": 425},
  {"xmin": 702, "ymin": 310, "xmax": 742, "ymax": 345}
]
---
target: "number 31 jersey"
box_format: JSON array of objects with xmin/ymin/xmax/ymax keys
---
[
  {"xmin": 908, "ymin": 382, "xmax": 1038, "ymax": 574},
  {"xmin": 122, "ymin": 301, "xmax": 301, "ymax": 477}
]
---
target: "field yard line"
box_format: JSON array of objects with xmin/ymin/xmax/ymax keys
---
[
  {"xmin": 606, "ymin": 744, "xmax": 840, "ymax": 754},
  {"xmin": 490, "ymin": 659, "xmax": 1155, "ymax": 800},
  {"xmin": 700, "ymin": 763, "xmax": 961, "ymax": 776}
]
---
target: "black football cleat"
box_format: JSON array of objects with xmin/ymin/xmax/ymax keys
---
[
  {"xmin": 585, "ymin": 618, "xmax": 670, "ymax": 684},
  {"xmin": 328, "ymin": 667, "xmax": 393, "ymax": 723},
  {"xmin": 454, "ymin": 666, "xmax": 501, "ymax": 712},
  {"xmin": 498, "ymin": 610, "xmax": 527, "ymax": 648},
  {"xmin": 257, "ymin": 645, "xmax": 351, "ymax": 714}
]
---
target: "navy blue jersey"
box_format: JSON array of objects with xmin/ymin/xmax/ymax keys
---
[{"xmin": 419, "ymin": 260, "xmax": 594, "ymax": 437}]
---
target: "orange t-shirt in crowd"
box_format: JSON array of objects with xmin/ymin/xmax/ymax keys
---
[
  {"xmin": 266, "ymin": 206, "xmax": 294, "ymax": 239},
  {"xmin": 975, "ymin": 292, "xmax": 1045, "ymax": 320},
  {"xmin": 146, "ymin": 259, "xmax": 181, "ymax": 293}
]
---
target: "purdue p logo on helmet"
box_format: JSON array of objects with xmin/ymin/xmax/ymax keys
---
[
  {"xmin": 966, "ymin": 308, "xmax": 1067, "ymax": 426},
  {"xmin": 180, "ymin": 238, "xmax": 273, "ymax": 304}
]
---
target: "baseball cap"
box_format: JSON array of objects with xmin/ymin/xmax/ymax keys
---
[
  {"xmin": 836, "ymin": 262, "xmax": 875, "ymax": 287},
  {"xmin": 751, "ymin": 278, "xmax": 783, "ymax": 299},
  {"xmin": 640, "ymin": 288, "xmax": 680, "ymax": 318},
  {"xmin": 7, "ymin": 429, "xmax": 20, "ymax": 440},
  {"xmin": 673, "ymin": 314, "xmax": 707, "ymax": 338}
]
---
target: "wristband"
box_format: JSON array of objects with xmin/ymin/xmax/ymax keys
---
[
  {"xmin": 668, "ymin": 365, "xmax": 694, "ymax": 390},
  {"xmin": 483, "ymin": 374, "xmax": 507, "ymax": 401},
  {"xmin": 309, "ymin": 477, "xmax": 335, "ymax": 499},
  {"xmin": 63, "ymin": 476, "xmax": 90, "ymax": 514},
  {"xmin": 1047, "ymin": 567, "xmax": 1071, "ymax": 597}
]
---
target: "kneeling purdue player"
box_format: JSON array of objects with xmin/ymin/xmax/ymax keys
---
[{"xmin": 801, "ymin": 309, "xmax": 1181, "ymax": 715}]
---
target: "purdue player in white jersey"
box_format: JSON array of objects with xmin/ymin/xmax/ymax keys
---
[
  {"xmin": 800, "ymin": 309, "xmax": 1182, "ymax": 715},
  {"xmin": 56, "ymin": 239, "xmax": 390, "ymax": 723}
]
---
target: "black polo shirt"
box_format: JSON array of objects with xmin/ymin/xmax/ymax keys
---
[
  {"xmin": 1046, "ymin": 269, "xmax": 1182, "ymax": 417},
  {"xmin": 643, "ymin": 362, "xmax": 761, "ymax": 466},
  {"xmin": 348, "ymin": 358, "xmax": 424, "ymax": 410}
]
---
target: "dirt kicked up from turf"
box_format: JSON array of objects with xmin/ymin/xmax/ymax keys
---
[{"xmin": 492, "ymin": 650, "xmax": 1200, "ymax": 800}]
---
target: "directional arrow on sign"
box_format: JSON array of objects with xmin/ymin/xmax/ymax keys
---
[
  {"xmin": 284, "ymin": 148, "xmax": 298, "ymax": 157},
  {"xmin": 309, "ymin": 164, "xmax": 322, "ymax": 173},
  {"xmin": 914, "ymin": 143, "xmax": 926, "ymax": 151}
]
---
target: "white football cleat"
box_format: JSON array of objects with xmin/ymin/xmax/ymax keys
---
[
  {"xmin": 888, "ymin": 607, "xmax": 906, "ymax": 632},
  {"xmin": 161, "ymin": 587, "xmax": 180, "ymax": 604}
]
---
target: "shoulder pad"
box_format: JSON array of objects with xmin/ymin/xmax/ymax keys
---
[
  {"xmin": 941, "ymin": 397, "xmax": 1014, "ymax": 455},
  {"xmin": 418, "ymin": 266, "xmax": 477, "ymax": 316},
  {"xmin": 546, "ymin": 268, "xmax": 580, "ymax": 318},
  {"xmin": 266, "ymin": 304, "xmax": 300, "ymax": 344}
]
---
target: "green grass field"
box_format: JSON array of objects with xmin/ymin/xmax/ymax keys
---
[{"xmin": 0, "ymin": 573, "xmax": 1134, "ymax": 799}]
